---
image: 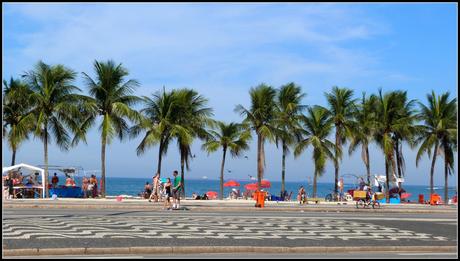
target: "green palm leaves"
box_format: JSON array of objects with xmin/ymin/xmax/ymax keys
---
[
  {"xmin": 131, "ymin": 88, "xmax": 180, "ymax": 176},
  {"xmin": 22, "ymin": 61, "xmax": 84, "ymax": 197},
  {"xmin": 416, "ymin": 91, "xmax": 457, "ymax": 202},
  {"xmin": 348, "ymin": 93, "xmax": 377, "ymax": 185},
  {"xmin": 132, "ymin": 88, "xmax": 213, "ymax": 198},
  {"xmin": 294, "ymin": 106, "xmax": 335, "ymax": 198},
  {"xmin": 202, "ymin": 122, "xmax": 251, "ymax": 199},
  {"xmin": 235, "ymin": 84, "xmax": 278, "ymax": 190},
  {"xmin": 83, "ymin": 60, "xmax": 141, "ymax": 198},
  {"xmin": 275, "ymin": 82, "xmax": 306, "ymax": 195},
  {"xmin": 325, "ymin": 86, "xmax": 356, "ymax": 198},
  {"xmin": 3, "ymin": 78, "xmax": 35, "ymax": 165}
]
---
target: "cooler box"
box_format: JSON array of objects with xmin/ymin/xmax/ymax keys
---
[
  {"xmin": 374, "ymin": 192, "xmax": 385, "ymax": 200},
  {"xmin": 376, "ymin": 197, "xmax": 401, "ymax": 204},
  {"xmin": 353, "ymin": 190, "xmax": 366, "ymax": 199}
]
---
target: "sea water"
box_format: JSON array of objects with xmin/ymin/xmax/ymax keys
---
[{"xmin": 67, "ymin": 177, "xmax": 457, "ymax": 202}]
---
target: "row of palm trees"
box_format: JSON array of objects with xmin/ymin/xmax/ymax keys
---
[{"xmin": 3, "ymin": 60, "xmax": 457, "ymax": 203}]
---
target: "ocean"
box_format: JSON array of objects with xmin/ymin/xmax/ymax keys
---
[{"xmin": 69, "ymin": 177, "xmax": 457, "ymax": 202}]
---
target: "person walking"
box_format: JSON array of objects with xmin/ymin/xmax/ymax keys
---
[
  {"xmin": 172, "ymin": 170, "xmax": 182, "ymax": 209},
  {"xmin": 163, "ymin": 178, "xmax": 173, "ymax": 210},
  {"xmin": 82, "ymin": 176, "xmax": 89, "ymax": 198},
  {"xmin": 144, "ymin": 182, "xmax": 152, "ymax": 199},
  {"xmin": 298, "ymin": 186, "xmax": 307, "ymax": 204},
  {"xmin": 90, "ymin": 175, "xmax": 98, "ymax": 198},
  {"xmin": 149, "ymin": 173, "xmax": 160, "ymax": 202}
]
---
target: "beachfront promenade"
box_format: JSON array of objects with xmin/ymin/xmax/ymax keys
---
[{"xmin": 2, "ymin": 199, "xmax": 457, "ymax": 258}]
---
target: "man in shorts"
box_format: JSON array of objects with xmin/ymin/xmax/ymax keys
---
[
  {"xmin": 149, "ymin": 173, "xmax": 160, "ymax": 202},
  {"xmin": 172, "ymin": 170, "xmax": 182, "ymax": 209}
]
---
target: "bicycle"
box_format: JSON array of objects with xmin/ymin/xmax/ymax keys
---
[
  {"xmin": 355, "ymin": 192, "xmax": 381, "ymax": 209},
  {"xmin": 325, "ymin": 190, "xmax": 343, "ymax": 202}
]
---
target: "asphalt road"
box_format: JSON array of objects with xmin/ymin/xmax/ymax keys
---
[
  {"xmin": 3, "ymin": 208, "xmax": 457, "ymax": 252},
  {"xmin": 4, "ymin": 252, "xmax": 458, "ymax": 259}
]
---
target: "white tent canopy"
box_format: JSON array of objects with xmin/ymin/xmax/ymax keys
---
[{"xmin": 2, "ymin": 163, "xmax": 45, "ymax": 198}]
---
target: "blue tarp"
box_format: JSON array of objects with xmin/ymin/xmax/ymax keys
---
[
  {"xmin": 377, "ymin": 197, "xmax": 401, "ymax": 204},
  {"xmin": 49, "ymin": 187, "xmax": 83, "ymax": 198}
]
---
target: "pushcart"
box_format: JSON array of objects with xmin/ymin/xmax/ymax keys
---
[{"xmin": 354, "ymin": 190, "xmax": 381, "ymax": 209}]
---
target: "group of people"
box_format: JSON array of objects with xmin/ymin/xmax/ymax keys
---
[
  {"xmin": 81, "ymin": 175, "xmax": 98, "ymax": 198},
  {"xmin": 3, "ymin": 172, "xmax": 41, "ymax": 199},
  {"xmin": 143, "ymin": 170, "xmax": 182, "ymax": 210},
  {"xmin": 51, "ymin": 173, "xmax": 77, "ymax": 188}
]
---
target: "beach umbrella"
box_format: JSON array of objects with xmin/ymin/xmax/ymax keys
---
[
  {"xmin": 244, "ymin": 183, "xmax": 258, "ymax": 191},
  {"xmin": 401, "ymin": 193, "xmax": 412, "ymax": 200},
  {"xmin": 224, "ymin": 180, "xmax": 240, "ymax": 187},
  {"xmin": 261, "ymin": 180, "xmax": 271, "ymax": 188},
  {"xmin": 206, "ymin": 191, "xmax": 218, "ymax": 199}
]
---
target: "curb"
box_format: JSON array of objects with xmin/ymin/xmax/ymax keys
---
[
  {"xmin": 3, "ymin": 246, "xmax": 457, "ymax": 256},
  {"xmin": 3, "ymin": 204, "xmax": 456, "ymax": 214}
]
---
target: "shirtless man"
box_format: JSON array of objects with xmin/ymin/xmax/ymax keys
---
[{"xmin": 149, "ymin": 173, "xmax": 160, "ymax": 202}]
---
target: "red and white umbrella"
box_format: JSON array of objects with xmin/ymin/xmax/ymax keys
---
[
  {"xmin": 223, "ymin": 180, "xmax": 240, "ymax": 187},
  {"xmin": 206, "ymin": 191, "xmax": 218, "ymax": 199}
]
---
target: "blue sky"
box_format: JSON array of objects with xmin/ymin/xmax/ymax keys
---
[{"xmin": 2, "ymin": 3, "xmax": 458, "ymax": 186}]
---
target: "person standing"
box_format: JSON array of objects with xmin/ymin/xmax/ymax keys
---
[
  {"xmin": 90, "ymin": 175, "xmax": 98, "ymax": 198},
  {"xmin": 82, "ymin": 176, "xmax": 89, "ymax": 198},
  {"xmin": 172, "ymin": 170, "xmax": 182, "ymax": 209},
  {"xmin": 338, "ymin": 177, "xmax": 344, "ymax": 201},
  {"xmin": 149, "ymin": 173, "xmax": 160, "ymax": 202},
  {"xmin": 298, "ymin": 186, "xmax": 306, "ymax": 204},
  {"xmin": 5, "ymin": 175, "xmax": 14, "ymax": 199},
  {"xmin": 51, "ymin": 173, "xmax": 59, "ymax": 188},
  {"xmin": 144, "ymin": 182, "xmax": 152, "ymax": 199},
  {"xmin": 163, "ymin": 178, "xmax": 173, "ymax": 210}
]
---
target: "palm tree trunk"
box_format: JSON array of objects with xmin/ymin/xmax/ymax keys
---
[
  {"xmin": 334, "ymin": 130, "xmax": 339, "ymax": 199},
  {"xmin": 430, "ymin": 145, "xmax": 438, "ymax": 196},
  {"xmin": 281, "ymin": 141, "xmax": 286, "ymax": 197},
  {"xmin": 101, "ymin": 135, "xmax": 106, "ymax": 198},
  {"xmin": 385, "ymin": 157, "xmax": 390, "ymax": 203},
  {"xmin": 11, "ymin": 148, "xmax": 16, "ymax": 166},
  {"xmin": 444, "ymin": 157, "xmax": 448, "ymax": 204},
  {"xmin": 44, "ymin": 128, "xmax": 49, "ymax": 198},
  {"xmin": 313, "ymin": 171, "xmax": 317, "ymax": 198},
  {"xmin": 180, "ymin": 149, "xmax": 186, "ymax": 199},
  {"xmin": 257, "ymin": 134, "xmax": 263, "ymax": 191},
  {"xmin": 395, "ymin": 140, "xmax": 403, "ymax": 190},
  {"xmin": 220, "ymin": 147, "xmax": 227, "ymax": 200},
  {"xmin": 365, "ymin": 146, "xmax": 371, "ymax": 186},
  {"xmin": 157, "ymin": 139, "xmax": 164, "ymax": 177}
]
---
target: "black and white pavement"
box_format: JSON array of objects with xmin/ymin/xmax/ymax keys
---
[{"xmin": 3, "ymin": 208, "xmax": 457, "ymax": 251}]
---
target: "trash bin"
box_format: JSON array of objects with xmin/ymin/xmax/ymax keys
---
[
  {"xmin": 418, "ymin": 194, "xmax": 424, "ymax": 204},
  {"xmin": 430, "ymin": 193, "xmax": 441, "ymax": 205},
  {"xmin": 254, "ymin": 191, "xmax": 266, "ymax": 208}
]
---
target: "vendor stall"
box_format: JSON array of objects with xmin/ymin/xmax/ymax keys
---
[{"xmin": 2, "ymin": 163, "xmax": 45, "ymax": 198}]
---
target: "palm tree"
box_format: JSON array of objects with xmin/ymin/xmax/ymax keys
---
[
  {"xmin": 82, "ymin": 60, "xmax": 141, "ymax": 198},
  {"xmin": 173, "ymin": 88, "xmax": 213, "ymax": 198},
  {"xmin": 202, "ymin": 121, "xmax": 251, "ymax": 200},
  {"xmin": 416, "ymin": 91, "xmax": 457, "ymax": 202},
  {"xmin": 294, "ymin": 106, "xmax": 335, "ymax": 198},
  {"xmin": 274, "ymin": 82, "xmax": 306, "ymax": 196},
  {"xmin": 2, "ymin": 78, "xmax": 35, "ymax": 165},
  {"xmin": 390, "ymin": 91, "xmax": 420, "ymax": 191},
  {"xmin": 130, "ymin": 88, "xmax": 187, "ymax": 176},
  {"xmin": 325, "ymin": 86, "xmax": 356, "ymax": 199},
  {"xmin": 373, "ymin": 89, "xmax": 412, "ymax": 203},
  {"xmin": 235, "ymin": 84, "xmax": 278, "ymax": 190},
  {"xmin": 348, "ymin": 93, "xmax": 377, "ymax": 185},
  {"xmin": 23, "ymin": 61, "xmax": 84, "ymax": 197}
]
